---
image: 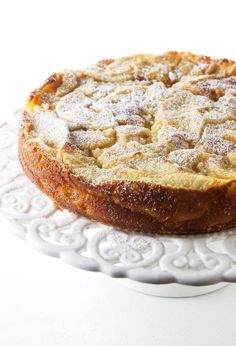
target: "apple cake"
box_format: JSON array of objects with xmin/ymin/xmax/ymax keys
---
[{"xmin": 19, "ymin": 52, "xmax": 236, "ymax": 234}]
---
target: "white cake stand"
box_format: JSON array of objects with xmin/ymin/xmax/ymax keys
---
[{"xmin": 1, "ymin": 113, "xmax": 235, "ymax": 298}]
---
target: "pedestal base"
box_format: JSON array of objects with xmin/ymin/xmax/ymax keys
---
[{"xmin": 118, "ymin": 280, "xmax": 230, "ymax": 298}]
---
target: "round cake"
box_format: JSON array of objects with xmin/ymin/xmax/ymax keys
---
[{"xmin": 19, "ymin": 52, "xmax": 236, "ymax": 234}]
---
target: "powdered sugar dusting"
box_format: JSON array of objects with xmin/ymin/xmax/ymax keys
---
[
  {"xmin": 33, "ymin": 110, "xmax": 69, "ymax": 147},
  {"xmin": 71, "ymin": 129, "xmax": 115, "ymax": 150},
  {"xmin": 28, "ymin": 55, "xmax": 236, "ymax": 183},
  {"xmin": 202, "ymin": 136, "xmax": 234, "ymax": 155},
  {"xmin": 56, "ymin": 70, "xmax": 78, "ymax": 97}
]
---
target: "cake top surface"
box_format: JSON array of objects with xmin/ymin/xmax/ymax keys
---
[{"xmin": 23, "ymin": 52, "xmax": 236, "ymax": 190}]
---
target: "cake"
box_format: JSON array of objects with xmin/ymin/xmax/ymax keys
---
[{"xmin": 19, "ymin": 52, "xmax": 236, "ymax": 234}]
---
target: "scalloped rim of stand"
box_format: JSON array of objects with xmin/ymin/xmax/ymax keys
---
[{"xmin": 1, "ymin": 113, "xmax": 236, "ymax": 287}]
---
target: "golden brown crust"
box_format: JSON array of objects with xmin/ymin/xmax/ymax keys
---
[
  {"xmin": 19, "ymin": 51, "xmax": 236, "ymax": 234},
  {"xmin": 19, "ymin": 119, "xmax": 236, "ymax": 234},
  {"xmin": 27, "ymin": 73, "xmax": 63, "ymax": 112}
]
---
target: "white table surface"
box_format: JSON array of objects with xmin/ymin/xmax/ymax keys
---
[{"xmin": 1, "ymin": 0, "xmax": 236, "ymax": 344}]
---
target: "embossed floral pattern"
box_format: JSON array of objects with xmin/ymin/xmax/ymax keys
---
[{"xmin": 101, "ymin": 231, "xmax": 154, "ymax": 264}]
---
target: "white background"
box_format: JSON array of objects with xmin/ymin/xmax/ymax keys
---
[{"xmin": 1, "ymin": 0, "xmax": 236, "ymax": 345}]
